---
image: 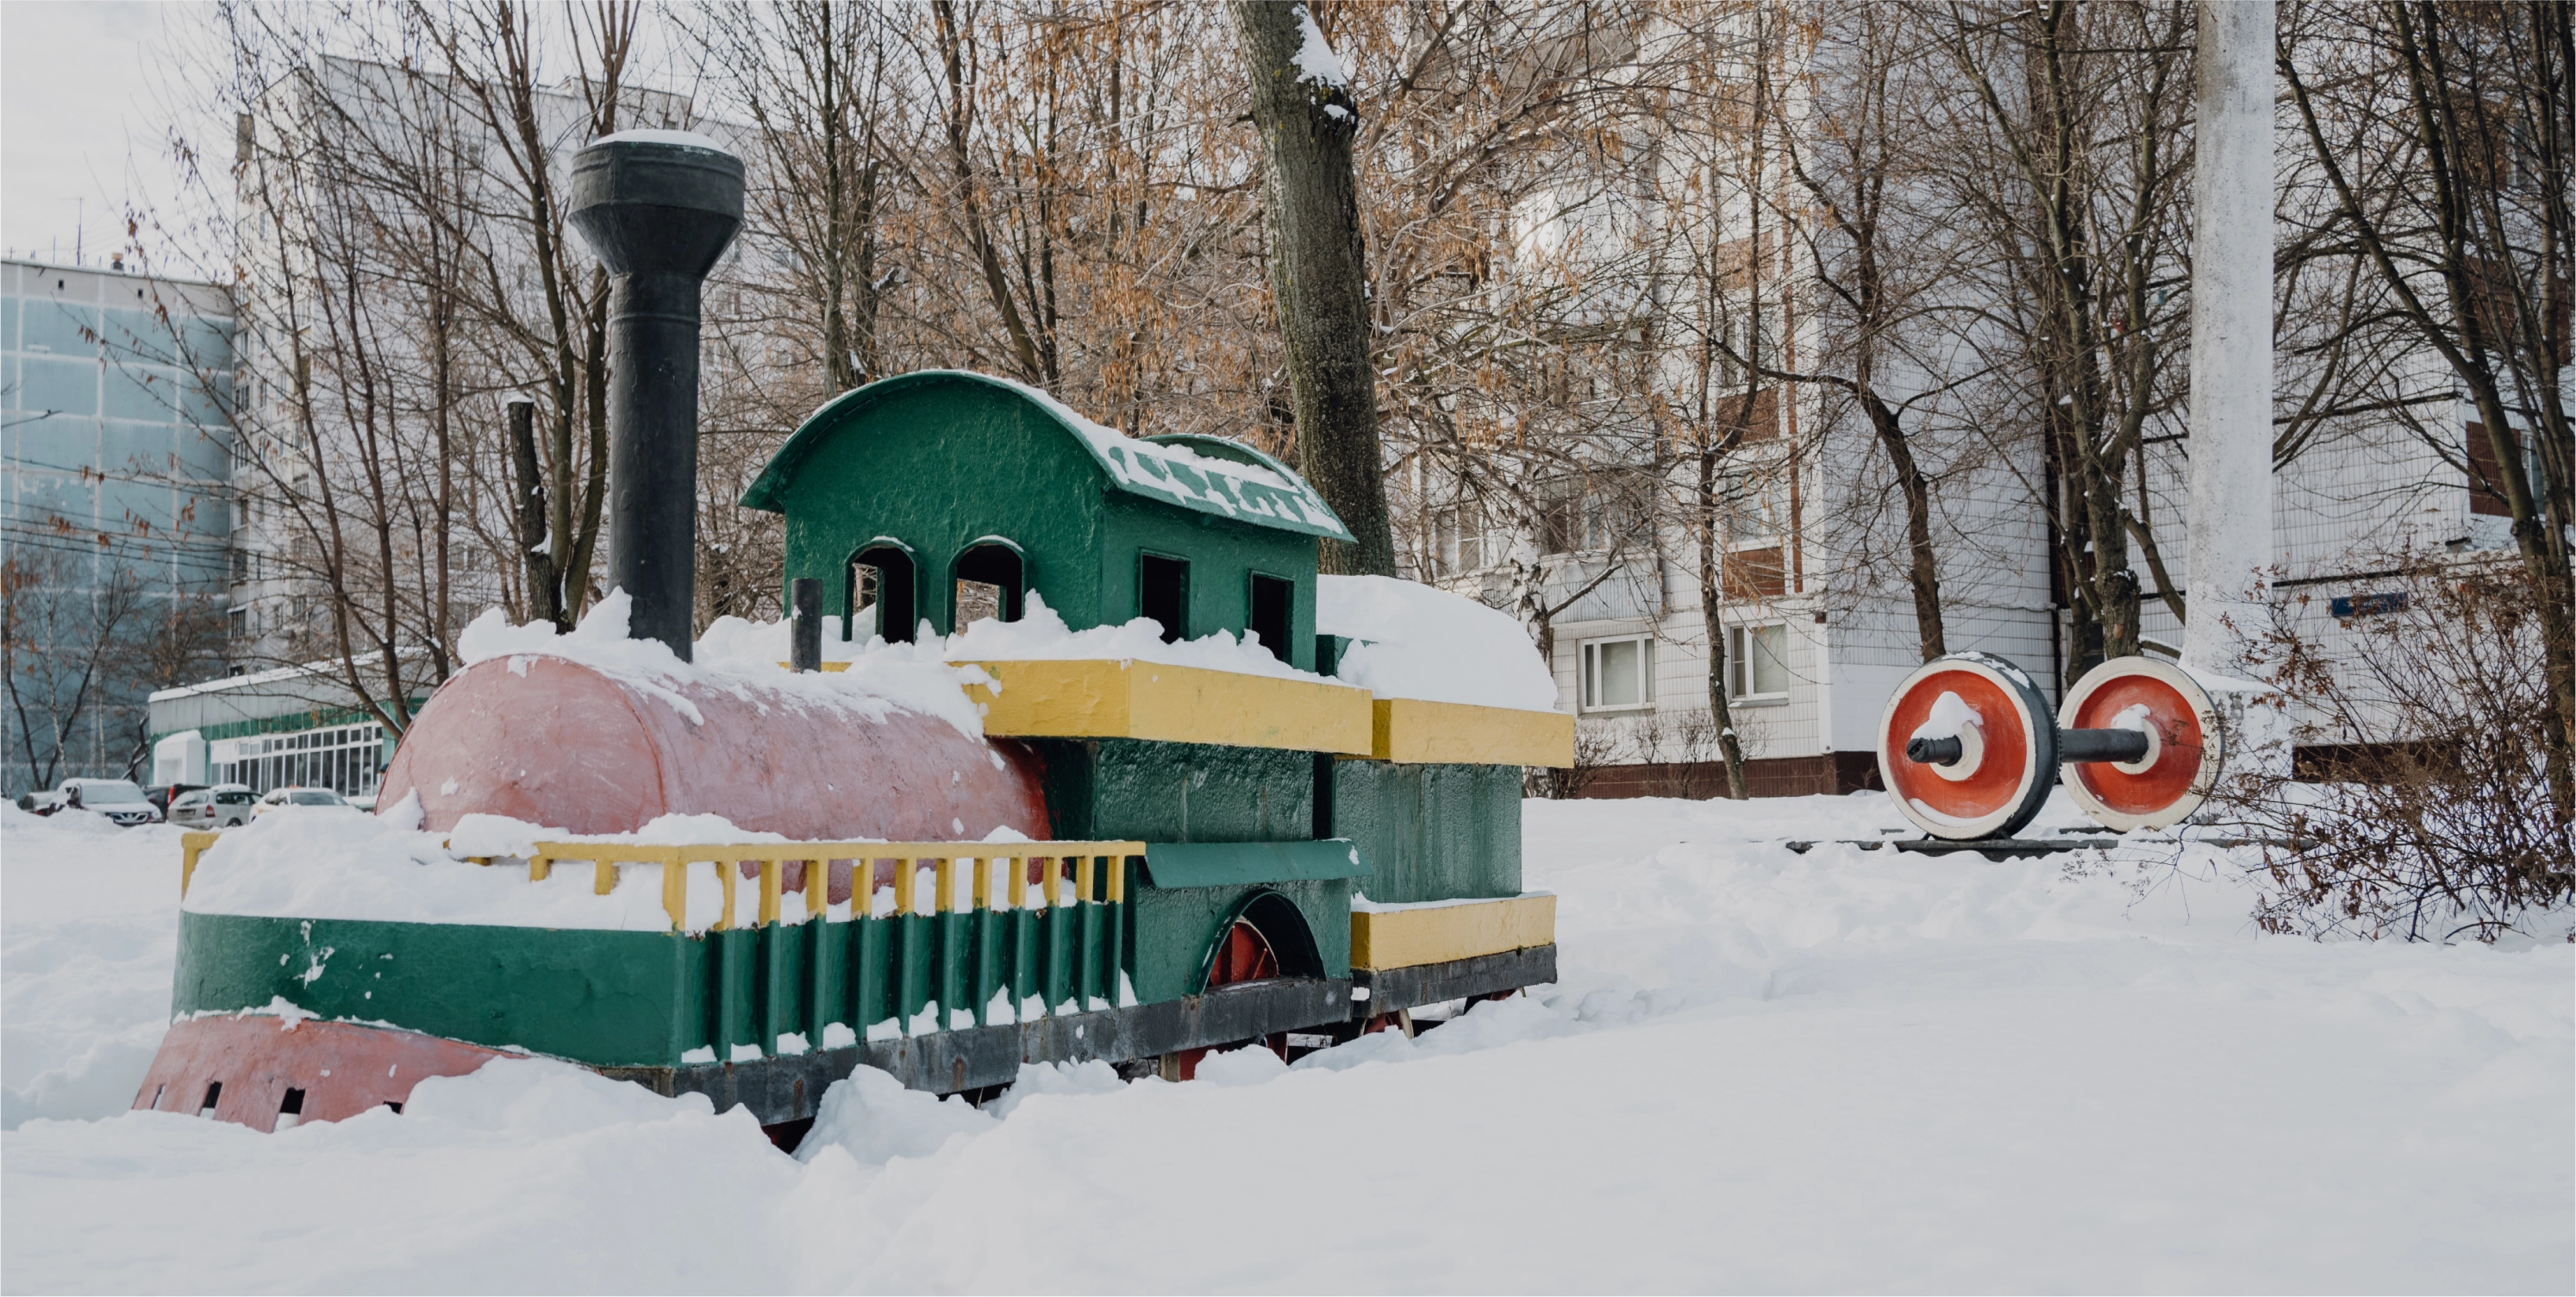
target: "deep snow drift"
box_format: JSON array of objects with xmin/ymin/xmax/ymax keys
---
[{"xmin": 4, "ymin": 793, "xmax": 2567, "ymax": 1293}]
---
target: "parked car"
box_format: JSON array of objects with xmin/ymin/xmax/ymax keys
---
[
  {"xmin": 169, "ymin": 786, "xmax": 259, "ymax": 830},
  {"xmin": 45, "ymin": 779, "xmax": 165, "ymax": 826},
  {"xmin": 147, "ymin": 783, "xmax": 207, "ymax": 814},
  {"xmin": 253, "ymin": 786, "xmax": 352, "ymax": 818}
]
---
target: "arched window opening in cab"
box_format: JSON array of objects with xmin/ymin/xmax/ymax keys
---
[
  {"xmin": 953, "ymin": 539, "xmax": 1026, "ymax": 631},
  {"xmin": 849, "ymin": 543, "xmax": 917, "ymax": 644}
]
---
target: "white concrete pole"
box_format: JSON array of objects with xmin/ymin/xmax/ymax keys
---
[{"xmin": 2181, "ymin": 0, "xmax": 2276, "ymax": 675}]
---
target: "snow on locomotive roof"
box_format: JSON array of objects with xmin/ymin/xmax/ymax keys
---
[
  {"xmin": 741, "ymin": 370, "xmax": 1353, "ymax": 542},
  {"xmin": 1316, "ymin": 575, "xmax": 1561, "ymax": 713},
  {"xmin": 944, "ymin": 592, "xmax": 1335, "ymax": 683}
]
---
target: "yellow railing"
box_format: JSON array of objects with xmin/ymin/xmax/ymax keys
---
[
  {"xmin": 522, "ymin": 840, "xmax": 1147, "ymax": 932},
  {"xmin": 176, "ymin": 829, "xmax": 1141, "ymax": 931}
]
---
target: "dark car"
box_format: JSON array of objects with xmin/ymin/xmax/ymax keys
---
[{"xmin": 147, "ymin": 783, "xmax": 208, "ymax": 815}]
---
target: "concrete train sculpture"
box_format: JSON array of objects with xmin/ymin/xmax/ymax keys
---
[{"xmin": 138, "ymin": 133, "xmax": 1572, "ymax": 1141}]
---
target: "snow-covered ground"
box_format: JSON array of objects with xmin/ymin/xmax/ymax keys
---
[{"xmin": 4, "ymin": 793, "xmax": 2568, "ymax": 1293}]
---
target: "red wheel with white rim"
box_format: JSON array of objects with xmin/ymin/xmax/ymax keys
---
[
  {"xmin": 1168, "ymin": 918, "xmax": 1283, "ymax": 1081},
  {"xmin": 2058, "ymin": 656, "xmax": 2219, "ymax": 830},
  {"xmin": 1877, "ymin": 652, "xmax": 2058, "ymax": 840},
  {"xmin": 1204, "ymin": 917, "xmax": 1280, "ymax": 990}
]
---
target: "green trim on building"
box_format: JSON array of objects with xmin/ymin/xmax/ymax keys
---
[{"xmin": 150, "ymin": 699, "xmax": 423, "ymax": 751}]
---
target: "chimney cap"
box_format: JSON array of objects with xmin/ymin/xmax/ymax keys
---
[{"xmin": 568, "ymin": 134, "xmax": 744, "ymax": 279}]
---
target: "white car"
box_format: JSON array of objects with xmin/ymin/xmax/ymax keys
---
[
  {"xmin": 169, "ymin": 786, "xmax": 259, "ymax": 830},
  {"xmin": 253, "ymin": 786, "xmax": 353, "ymax": 818},
  {"xmin": 48, "ymin": 779, "xmax": 164, "ymax": 827}
]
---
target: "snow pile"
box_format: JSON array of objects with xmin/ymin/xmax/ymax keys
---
[
  {"xmin": 694, "ymin": 612, "xmax": 874, "ymax": 666},
  {"xmin": 458, "ymin": 591, "xmax": 991, "ymax": 739},
  {"xmin": 1316, "ymin": 573, "xmax": 1560, "ymax": 711},
  {"xmin": 177, "ymin": 805, "xmax": 814, "ymax": 934},
  {"xmin": 1, "ymin": 806, "xmax": 185, "ymax": 1131},
  {"xmin": 946, "ymin": 592, "xmax": 1333, "ymax": 682},
  {"xmin": 6, "ymin": 793, "xmax": 2569, "ymax": 1291}
]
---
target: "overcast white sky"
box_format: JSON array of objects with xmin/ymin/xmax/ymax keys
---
[
  {"xmin": 3, "ymin": 3, "xmax": 719, "ymax": 277},
  {"xmin": 3, "ymin": 2, "xmax": 203, "ymax": 268}
]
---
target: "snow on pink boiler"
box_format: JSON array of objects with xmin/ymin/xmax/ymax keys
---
[{"xmin": 379, "ymin": 650, "xmax": 1048, "ymax": 843}]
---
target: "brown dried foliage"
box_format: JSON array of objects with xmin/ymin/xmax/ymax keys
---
[{"xmin": 2229, "ymin": 555, "xmax": 2574, "ymax": 942}]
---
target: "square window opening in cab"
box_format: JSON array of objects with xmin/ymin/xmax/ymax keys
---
[
  {"xmin": 1248, "ymin": 573, "xmax": 1293, "ymax": 661},
  {"xmin": 1140, "ymin": 553, "xmax": 1190, "ymax": 643}
]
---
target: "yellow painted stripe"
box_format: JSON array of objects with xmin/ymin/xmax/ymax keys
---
[
  {"xmin": 960, "ymin": 659, "xmax": 1373, "ymax": 755},
  {"xmin": 1371, "ymin": 698, "xmax": 1575, "ymax": 768},
  {"xmin": 1350, "ymin": 893, "xmax": 1556, "ymax": 971}
]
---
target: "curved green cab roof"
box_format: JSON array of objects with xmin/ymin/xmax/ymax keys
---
[{"xmin": 740, "ymin": 370, "xmax": 1352, "ymax": 542}]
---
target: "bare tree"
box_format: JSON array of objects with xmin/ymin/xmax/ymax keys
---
[
  {"xmin": 1918, "ymin": 0, "xmax": 2200, "ymax": 665},
  {"xmin": 114, "ymin": 591, "xmax": 233, "ymax": 780},
  {"xmin": 2, "ymin": 549, "xmax": 148, "ymax": 792},
  {"xmin": 2279, "ymin": 0, "xmax": 2575, "ymax": 811},
  {"xmin": 1765, "ymin": 3, "xmax": 1971, "ymax": 662},
  {"xmin": 1228, "ymin": 0, "xmax": 1397, "ymax": 574}
]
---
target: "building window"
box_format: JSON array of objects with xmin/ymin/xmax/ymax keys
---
[
  {"xmin": 1580, "ymin": 635, "xmax": 1654, "ymax": 711},
  {"xmin": 1540, "ymin": 477, "xmax": 1641, "ymax": 555},
  {"xmin": 209, "ymin": 722, "xmax": 386, "ymax": 796},
  {"xmin": 1720, "ymin": 466, "xmax": 1788, "ymax": 542},
  {"xmin": 1728, "ymin": 623, "xmax": 1791, "ymax": 701},
  {"xmin": 1433, "ymin": 504, "xmax": 1485, "ymax": 576}
]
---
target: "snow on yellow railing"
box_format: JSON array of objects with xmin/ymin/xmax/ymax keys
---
[{"xmin": 521, "ymin": 840, "xmax": 1145, "ymax": 932}]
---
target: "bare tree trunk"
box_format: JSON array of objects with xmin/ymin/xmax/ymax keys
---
[
  {"xmin": 1225, "ymin": 0, "xmax": 1397, "ymax": 575},
  {"xmin": 508, "ymin": 398, "xmax": 558, "ymax": 625},
  {"xmin": 1699, "ymin": 436, "xmax": 1750, "ymax": 800}
]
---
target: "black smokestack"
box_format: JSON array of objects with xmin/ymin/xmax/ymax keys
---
[{"xmin": 567, "ymin": 133, "xmax": 744, "ymax": 661}]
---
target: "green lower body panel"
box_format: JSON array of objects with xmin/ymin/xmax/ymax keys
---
[
  {"xmin": 1325, "ymin": 759, "xmax": 1523, "ymax": 903},
  {"xmin": 172, "ymin": 912, "xmax": 707, "ymax": 1067},
  {"xmin": 1033, "ymin": 738, "xmax": 1316, "ymax": 842},
  {"xmin": 172, "ymin": 878, "xmax": 1140, "ymax": 1069}
]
